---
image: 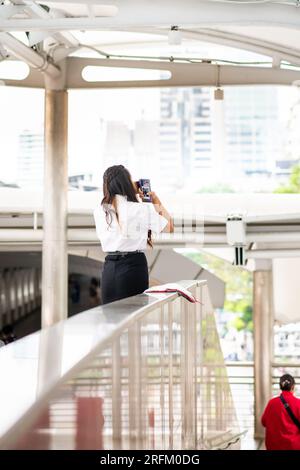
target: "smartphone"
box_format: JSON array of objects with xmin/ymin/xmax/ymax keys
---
[{"xmin": 136, "ymin": 179, "xmax": 152, "ymax": 203}]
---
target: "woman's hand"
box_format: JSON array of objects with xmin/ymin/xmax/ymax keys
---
[
  {"xmin": 133, "ymin": 181, "xmax": 144, "ymax": 200},
  {"xmin": 149, "ymin": 191, "xmax": 161, "ymax": 205},
  {"xmin": 149, "ymin": 192, "xmax": 174, "ymax": 233}
]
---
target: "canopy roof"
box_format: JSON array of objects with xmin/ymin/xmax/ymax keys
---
[{"xmin": 1, "ymin": 0, "xmax": 300, "ymax": 88}]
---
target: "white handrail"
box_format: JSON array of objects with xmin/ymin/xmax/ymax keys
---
[{"xmin": 0, "ymin": 280, "xmax": 202, "ymax": 448}]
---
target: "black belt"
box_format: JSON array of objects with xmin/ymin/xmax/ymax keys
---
[{"xmin": 106, "ymin": 250, "xmax": 143, "ymax": 257}]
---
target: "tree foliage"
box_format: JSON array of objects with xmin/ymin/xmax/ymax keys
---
[
  {"xmin": 186, "ymin": 251, "xmax": 253, "ymax": 332},
  {"xmin": 275, "ymin": 164, "xmax": 300, "ymax": 194}
]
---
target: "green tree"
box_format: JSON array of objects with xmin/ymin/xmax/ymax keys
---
[
  {"xmin": 185, "ymin": 250, "xmax": 253, "ymax": 354},
  {"xmin": 275, "ymin": 163, "xmax": 300, "ymax": 193},
  {"xmin": 230, "ymin": 304, "xmax": 253, "ymax": 332},
  {"xmin": 186, "ymin": 251, "xmax": 252, "ymax": 315}
]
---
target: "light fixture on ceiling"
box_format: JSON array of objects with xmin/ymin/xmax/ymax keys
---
[
  {"xmin": 214, "ymin": 64, "xmax": 224, "ymax": 100},
  {"xmin": 168, "ymin": 26, "xmax": 182, "ymax": 46}
]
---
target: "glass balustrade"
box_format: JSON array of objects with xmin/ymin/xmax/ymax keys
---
[{"xmin": 0, "ymin": 281, "xmax": 241, "ymax": 450}]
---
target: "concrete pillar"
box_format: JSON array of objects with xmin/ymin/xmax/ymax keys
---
[
  {"xmin": 42, "ymin": 83, "xmax": 68, "ymax": 328},
  {"xmin": 253, "ymin": 260, "xmax": 273, "ymax": 438}
]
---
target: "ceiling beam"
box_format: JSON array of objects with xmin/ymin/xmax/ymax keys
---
[
  {"xmin": 2, "ymin": 56, "xmax": 300, "ymax": 88},
  {"xmin": 66, "ymin": 57, "xmax": 300, "ymax": 89},
  {"xmin": 0, "ymin": 33, "xmax": 61, "ymax": 78},
  {"xmin": 20, "ymin": 1, "xmax": 80, "ymax": 49},
  {"xmin": 0, "ymin": 4, "xmax": 24, "ymax": 19}
]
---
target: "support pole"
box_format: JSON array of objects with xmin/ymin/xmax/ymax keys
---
[
  {"xmin": 42, "ymin": 77, "xmax": 68, "ymax": 328},
  {"xmin": 253, "ymin": 260, "xmax": 273, "ymax": 438}
]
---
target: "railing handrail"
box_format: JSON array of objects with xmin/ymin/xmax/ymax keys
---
[{"xmin": 0, "ymin": 279, "xmax": 205, "ymax": 448}]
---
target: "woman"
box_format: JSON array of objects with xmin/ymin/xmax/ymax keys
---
[
  {"xmin": 261, "ymin": 374, "xmax": 300, "ymax": 450},
  {"xmin": 93, "ymin": 165, "xmax": 173, "ymax": 304}
]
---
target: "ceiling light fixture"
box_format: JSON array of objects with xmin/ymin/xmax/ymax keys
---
[{"xmin": 168, "ymin": 26, "xmax": 182, "ymax": 46}]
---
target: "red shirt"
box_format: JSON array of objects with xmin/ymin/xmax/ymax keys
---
[{"xmin": 261, "ymin": 391, "xmax": 300, "ymax": 450}]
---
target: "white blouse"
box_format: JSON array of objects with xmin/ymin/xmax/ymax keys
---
[{"xmin": 93, "ymin": 195, "xmax": 168, "ymax": 252}]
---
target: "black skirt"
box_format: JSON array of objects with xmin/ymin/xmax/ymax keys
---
[{"xmin": 101, "ymin": 252, "xmax": 149, "ymax": 305}]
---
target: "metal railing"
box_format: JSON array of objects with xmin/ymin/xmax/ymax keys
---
[
  {"xmin": 0, "ymin": 280, "xmax": 241, "ymax": 450},
  {"xmin": 224, "ymin": 362, "xmax": 254, "ymax": 434},
  {"xmin": 215, "ymin": 361, "xmax": 300, "ymax": 440}
]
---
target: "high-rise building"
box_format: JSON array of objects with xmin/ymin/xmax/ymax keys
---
[
  {"xmin": 99, "ymin": 86, "xmax": 295, "ymax": 193},
  {"xmin": 159, "ymin": 89, "xmax": 184, "ymax": 188},
  {"xmin": 17, "ymin": 130, "xmax": 44, "ymax": 188},
  {"xmin": 102, "ymin": 121, "xmax": 132, "ymax": 170},
  {"xmin": 133, "ymin": 120, "xmax": 160, "ymax": 183},
  {"xmin": 158, "ymin": 86, "xmax": 294, "ymax": 191},
  {"xmin": 223, "ymin": 87, "xmax": 281, "ymax": 187},
  {"xmin": 159, "ymin": 87, "xmax": 214, "ymax": 190}
]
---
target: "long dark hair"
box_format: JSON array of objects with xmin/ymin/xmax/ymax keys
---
[{"xmin": 101, "ymin": 165, "xmax": 152, "ymax": 247}]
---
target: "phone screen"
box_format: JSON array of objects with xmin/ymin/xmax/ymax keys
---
[{"xmin": 139, "ymin": 179, "xmax": 151, "ymax": 202}]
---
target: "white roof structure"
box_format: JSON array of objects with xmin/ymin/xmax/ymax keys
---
[
  {"xmin": 1, "ymin": 2, "xmax": 300, "ymax": 325},
  {"xmin": 2, "ymin": 0, "xmax": 300, "ymax": 88}
]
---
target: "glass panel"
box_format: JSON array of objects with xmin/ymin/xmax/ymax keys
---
[{"xmin": 6, "ymin": 283, "xmax": 241, "ymax": 450}]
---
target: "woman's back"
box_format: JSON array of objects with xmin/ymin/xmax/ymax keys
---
[
  {"xmin": 94, "ymin": 194, "xmax": 167, "ymax": 252},
  {"xmin": 95, "ymin": 164, "xmax": 172, "ymax": 305},
  {"xmin": 262, "ymin": 391, "xmax": 300, "ymax": 450}
]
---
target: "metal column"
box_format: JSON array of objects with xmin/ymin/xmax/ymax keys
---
[
  {"xmin": 253, "ymin": 262, "xmax": 273, "ymax": 438},
  {"xmin": 42, "ymin": 82, "xmax": 68, "ymax": 327}
]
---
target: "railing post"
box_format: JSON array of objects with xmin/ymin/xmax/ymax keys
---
[
  {"xmin": 181, "ymin": 294, "xmax": 197, "ymax": 448},
  {"xmin": 168, "ymin": 301, "xmax": 174, "ymax": 449},
  {"xmin": 112, "ymin": 338, "xmax": 122, "ymax": 443},
  {"xmin": 128, "ymin": 321, "xmax": 142, "ymax": 448},
  {"xmin": 197, "ymin": 283, "xmax": 205, "ymax": 445},
  {"xmin": 159, "ymin": 305, "xmax": 166, "ymax": 448}
]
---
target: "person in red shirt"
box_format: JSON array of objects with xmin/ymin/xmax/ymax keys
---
[{"xmin": 261, "ymin": 374, "xmax": 300, "ymax": 450}]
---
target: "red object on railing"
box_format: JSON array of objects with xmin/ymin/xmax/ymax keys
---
[
  {"xmin": 75, "ymin": 396, "xmax": 105, "ymax": 450},
  {"xmin": 145, "ymin": 284, "xmax": 202, "ymax": 303}
]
